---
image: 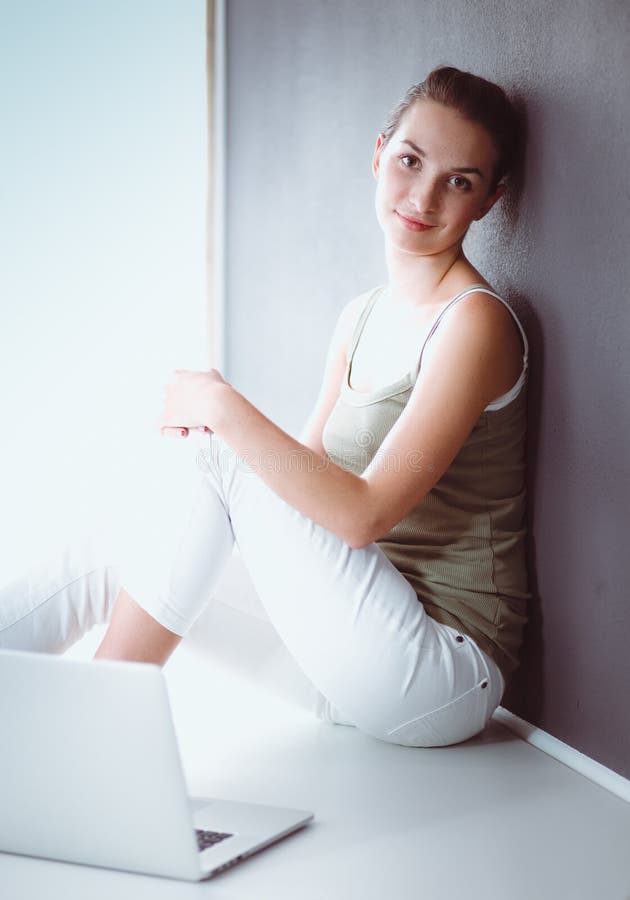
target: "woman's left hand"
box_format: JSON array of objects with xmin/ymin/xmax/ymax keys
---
[{"xmin": 158, "ymin": 368, "xmax": 229, "ymax": 436}]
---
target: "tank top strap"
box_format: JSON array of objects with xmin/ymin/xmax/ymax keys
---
[
  {"xmin": 346, "ymin": 286, "xmax": 384, "ymax": 367},
  {"xmin": 413, "ymin": 284, "xmax": 529, "ymax": 379}
]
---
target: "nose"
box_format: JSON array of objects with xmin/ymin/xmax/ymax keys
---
[{"xmin": 408, "ymin": 173, "xmax": 440, "ymax": 214}]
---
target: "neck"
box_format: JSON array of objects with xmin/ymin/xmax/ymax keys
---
[{"xmin": 384, "ymin": 242, "xmax": 467, "ymax": 309}]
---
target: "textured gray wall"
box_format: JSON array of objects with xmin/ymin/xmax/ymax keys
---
[{"xmin": 224, "ymin": 0, "xmax": 630, "ymax": 777}]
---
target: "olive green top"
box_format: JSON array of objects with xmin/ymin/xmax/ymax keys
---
[{"xmin": 322, "ymin": 285, "xmax": 530, "ymax": 685}]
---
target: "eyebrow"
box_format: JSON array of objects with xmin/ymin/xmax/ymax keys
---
[{"xmin": 400, "ymin": 139, "xmax": 485, "ymax": 179}]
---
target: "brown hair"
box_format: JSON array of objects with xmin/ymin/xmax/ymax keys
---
[{"xmin": 382, "ymin": 66, "xmax": 522, "ymax": 193}]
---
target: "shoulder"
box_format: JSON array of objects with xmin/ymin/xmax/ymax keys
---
[
  {"xmin": 421, "ymin": 287, "xmax": 524, "ymax": 405},
  {"xmin": 341, "ymin": 286, "xmax": 379, "ymax": 325},
  {"xmin": 429, "ymin": 286, "xmax": 523, "ymax": 357},
  {"xmin": 333, "ymin": 286, "xmax": 382, "ymax": 353}
]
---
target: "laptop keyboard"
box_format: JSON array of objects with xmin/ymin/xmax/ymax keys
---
[{"xmin": 196, "ymin": 829, "xmax": 234, "ymax": 852}]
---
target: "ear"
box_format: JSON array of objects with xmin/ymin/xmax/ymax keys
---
[
  {"xmin": 372, "ymin": 133, "xmax": 387, "ymax": 180},
  {"xmin": 474, "ymin": 182, "xmax": 506, "ymax": 220}
]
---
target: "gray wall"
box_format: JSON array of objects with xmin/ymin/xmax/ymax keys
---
[{"xmin": 224, "ymin": 0, "xmax": 630, "ymax": 778}]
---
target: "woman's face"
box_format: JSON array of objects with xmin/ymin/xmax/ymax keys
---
[{"xmin": 372, "ymin": 99, "xmax": 504, "ymax": 258}]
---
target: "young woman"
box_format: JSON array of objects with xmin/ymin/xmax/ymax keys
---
[{"xmin": 0, "ymin": 66, "xmax": 529, "ymax": 747}]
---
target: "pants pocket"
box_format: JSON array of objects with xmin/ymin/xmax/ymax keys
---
[{"xmin": 387, "ymin": 677, "xmax": 492, "ymax": 748}]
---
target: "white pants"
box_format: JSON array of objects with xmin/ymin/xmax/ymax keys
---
[{"xmin": 0, "ymin": 434, "xmax": 505, "ymax": 747}]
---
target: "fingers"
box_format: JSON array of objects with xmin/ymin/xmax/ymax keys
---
[{"xmin": 160, "ymin": 426, "xmax": 213, "ymax": 438}]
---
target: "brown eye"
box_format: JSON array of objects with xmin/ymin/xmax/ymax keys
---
[
  {"xmin": 449, "ymin": 175, "xmax": 471, "ymax": 190},
  {"xmin": 400, "ymin": 155, "xmax": 418, "ymax": 168}
]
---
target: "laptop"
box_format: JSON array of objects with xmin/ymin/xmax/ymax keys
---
[{"xmin": 0, "ymin": 649, "xmax": 313, "ymax": 881}]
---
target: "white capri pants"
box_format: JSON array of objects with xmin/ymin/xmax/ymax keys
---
[{"xmin": 0, "ymin": 434, "xmax": 505, "ymax": 747}]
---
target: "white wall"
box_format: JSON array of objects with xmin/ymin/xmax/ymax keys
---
[{"xmin": 0, "ymin": 1, "xmax": 208, "ymax": 580}]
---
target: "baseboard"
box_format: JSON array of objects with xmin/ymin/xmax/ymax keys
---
[{"xmin": 492, "ymin": 706, "xmax": 630, "ymax": 805}]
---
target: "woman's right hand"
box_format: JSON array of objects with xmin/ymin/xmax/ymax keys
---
[{"xmin": 161, "ymin": 426, "xmax": 212, "ymax": 439}]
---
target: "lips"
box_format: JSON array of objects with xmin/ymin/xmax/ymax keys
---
[{"xmin": 395, "ymin": 211, "xmax": 436, "ymax": 231}]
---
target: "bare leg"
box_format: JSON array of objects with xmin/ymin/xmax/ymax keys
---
[{"xmin": 94, "ymin": 588, "xmax": 182, "ymax": 666}]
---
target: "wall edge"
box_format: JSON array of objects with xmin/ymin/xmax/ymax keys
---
[{"xmin": 492, "ymin": 706, "xmax": 630, "ymax": 804}]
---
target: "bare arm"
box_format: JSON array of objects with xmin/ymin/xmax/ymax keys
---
[
  {"xmin": 157, "ymin": 287, "xmax": 518, "ymax": 550},
  {"xmin": 209, "ymin": 291, "xmax": 520, "ymax": 548},
  {"xmin": 94, "ymin": 296, "xmax": 366, "ymax": 665}
]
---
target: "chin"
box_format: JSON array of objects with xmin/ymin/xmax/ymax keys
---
[{"xmin": 390, "ymin": 226, "xmax": 438, "ymax": 252}]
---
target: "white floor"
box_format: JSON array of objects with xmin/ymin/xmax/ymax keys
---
[{"xmin": 3, "ymin": 629, "xmax": 630, "ymax": 900}]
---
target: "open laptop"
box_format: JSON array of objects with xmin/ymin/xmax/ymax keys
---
[{"xmin": 0, "ymin": 649, "xmax": 313, "ymax": 881}]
